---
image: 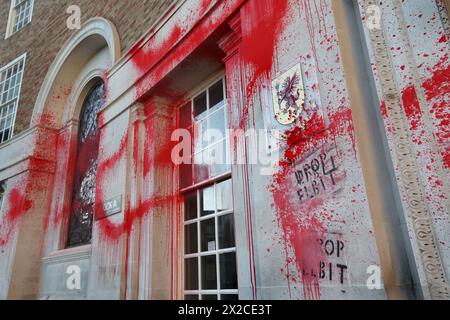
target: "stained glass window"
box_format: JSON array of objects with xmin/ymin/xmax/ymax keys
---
[{"xmin": 67, "ymin": 82, "xmax": 104, "ymax": 248}]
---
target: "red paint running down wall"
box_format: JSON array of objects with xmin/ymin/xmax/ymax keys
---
[
  {"xmin": 270, "ymin": 107, "xmax": 354, "ymax": 300},
  {"xmin": 0, "ymin": 109, "xmax": 64, "ymax": 246},
  {"xmin": 45, "ymin": 130, "xmax": 73, "ymax": 229},
  {"xmin": 240, "ymin": 0, "xmax": 290, "ymax": 129},
  {"xmin": 90, "ymin": 97, "xmax": 185, "ymax": 295},
  {"xmin": 239, "ymin": 0, "xmax": 341, "ymax": 299}
]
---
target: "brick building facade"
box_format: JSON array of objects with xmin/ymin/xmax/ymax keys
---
[
  {"xmin": 0, "ymin": 0, "xmax": 449, "ymax": 300},
  {"xmin": 0, "ymin": 0, "xmax": 175, "ymax": 135}
]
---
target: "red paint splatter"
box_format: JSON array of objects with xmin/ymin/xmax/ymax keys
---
[
  {"xmin": 240, "ymin": 0, "xmax": 290, "ymax": 128},
  {"xmin": 0, "ymin": 188, "xmax": 33, "ymax": 246},
  {"xmin": 45, "ymin": 128, "xmax": 77, "ymax": 230},
  {"xmin": 422, "ymin": 55, "xmax": 450, "ymax": 169},
  {"xmin": 380, "ymin": 101, "xmax": 388, "ymax": 119},
  {"xmin": 131, "ymin": 25, "xmax": 183, "ymax": 76},
  {"xmin": 402, "ymin": 85, "xmax": 421, "ymax": 130},
  {"xmin": 270, "ymin": 106, "xmax": 354, "ymax": 299},
  {"xmin": 129, "ymin": 0, "xmax": 227, "ymax": 99}
]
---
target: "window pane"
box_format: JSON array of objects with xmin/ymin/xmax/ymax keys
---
[
  {"xmin": 193, "ymin": 118, "xmax": 208, "ymax": 151},
  {"xmin": 3, "ymin": 128, "xmax": 10, "ymax": 141},
  {"xmin": 218, "ymin": 214, "xmax": 235, "ymax": 249},
  {"xmin": 193, "ymin": 92, "xmax": 207, "ymax": 119},
  {"xmin": 201, "ymin": 218, "xmax": 215, "ymax": 252},
  {"xmin": 6, "ymin": 115, "xmax": 13, "ymax": 129},
  {"xmin": 185, "ymin": 257, "xmax": 198, "ymax": 290},
  {"xmin": 208, "ymin": 106, "xmax": 226, "ymax": 138},
  {"xmin": 185, "ymin": 295, "xmax": 199, "ymax": 300},
  {"xmin": 216, "ymin": 179, "xmax": 233, "ymax": 212},
  {"xmin": 221, "ymin": 294, "xmax": 239, "ymax": 300},
  {"xmin": 202, "ymin": 295, "xmax": 218, "ymax": 300},
  {"xmin": 193, "ymin": 156, "xmax": 210, "ymax": 184},
  {"xmin": 209, "ymin": 80, "xmax": 224, "ymax": 108},
  {"xmin": 184, "ymin": 223, "xmax": 198, "ymax": 254},
  {"xmin": 200, "ymin": 186, "xmax": 215, "ymax": 216},
  {"xmin": 220, "ymin": 252, "xmax": 237, "ymax": 289},
  {"xmin": 209, "ymin": 142, "xmax": 230, "ymax": 178},
  {"xmin": 202, "ymin": 143, "xmax": 228, "ymax": 179},
  {"xmin": 184, "ymin": 192, "xmax": 197, "ymax": 221},
  {"xmin": 201, "ymin": 255, "xmax": 217, "ymax": 289}
]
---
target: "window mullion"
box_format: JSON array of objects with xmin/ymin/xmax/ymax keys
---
[
  {"xmin": 215, "ymin": 183, "xmax": 221, "ymax": 300},
  {"xmin": 196, "ymin": 189, "xmax": 201, "ymax": 299},
  {"xmin": 190, "ymin": 99, "xmax": 195, "ymax": 186}
]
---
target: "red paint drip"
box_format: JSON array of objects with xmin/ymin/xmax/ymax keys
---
[
  {"xmin": 240, "ymin": 0, "xmax": 290, "ymax": 128},
  {"xmin": 270, "ymin": 107, "xmax": 354, "ymax": 300}
]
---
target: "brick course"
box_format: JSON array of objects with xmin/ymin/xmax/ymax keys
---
[{"xmin": 0, "ymin": 0, "xmax": 177, "ymax": 135}]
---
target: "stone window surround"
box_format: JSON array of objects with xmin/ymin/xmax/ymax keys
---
[
  {"xmin": 5, "ymin": 0, "xmax": 34, "ymax": 39},
  {"xmin": 0, "ymin": 53, "xmax": 26, "ymax": 144},
  {"xmin": 33, "ymin": 18, "xmax": 121, "ymax": 299},
  {"xmin": 179, "ymin": 74, "xmax": 238, "ymax": 300},
  {"xmin": 34, "ymin": 19, "xmax": 120, "ymax": 295}
]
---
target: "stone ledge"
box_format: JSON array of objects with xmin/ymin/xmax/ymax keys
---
[{"xmin": 42, "ymin": 245, "xmax": 91, "ymax": 265}]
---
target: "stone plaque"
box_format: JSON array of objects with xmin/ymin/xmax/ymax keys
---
[{"xmin": 97, "ymin": 195, "xmax": 122, "ymax": 220}]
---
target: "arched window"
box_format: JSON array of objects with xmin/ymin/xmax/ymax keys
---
[{"xmin": 67, "ymin": 81, "xmax": 105, "ymax": 248}]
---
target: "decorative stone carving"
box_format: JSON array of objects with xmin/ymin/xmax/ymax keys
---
[
  {"xmin": 361, "ymin": 0, "xmax": 449, "ymax": 300},
  {"xmin": 436, "ymin": 0, "xmax": 450, "ymax": 37}
]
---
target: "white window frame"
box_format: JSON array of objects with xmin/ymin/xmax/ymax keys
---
[
  {"xmin": 192, "ymin": 76, "xmax": 228, "ymax": 160},
  {"xmin": 180, "ymin": 74, "xmax": 230, "ymax": 188},
  {"xmin": 180, "ymin": 75, "xmax": 238, "ymax": 300},
  {"xmin": 0, "ymin": 53, "xmax": 26, "ymax": 144},
  {"xmin": 5, "ymin": 0, "xmax": 34, "ymax": 39},
  {"xmin": 182, "ymin": 179, "xmax": 238, "ymax": 300}
]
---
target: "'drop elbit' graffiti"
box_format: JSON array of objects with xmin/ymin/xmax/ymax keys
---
[
  {"xmin": 299, "ymin": 236, "xmax": 349, "ymax": 286},
  {"xmin": 319, "ymin": 238, "xmax": 348, "ymax": 285},
  {"xmin": 292, "ymin": 148, "xmax": 344, "ymax": 203}
]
